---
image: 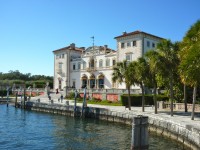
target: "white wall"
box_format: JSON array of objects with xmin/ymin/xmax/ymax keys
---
[{"xmin": 117, "ymin": 36, "xmax": 143, "ymax": 62}]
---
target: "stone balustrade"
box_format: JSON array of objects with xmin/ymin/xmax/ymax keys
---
[{"xmin": 158, "ymin": 101, "xmax": 200, "ymax": 111}]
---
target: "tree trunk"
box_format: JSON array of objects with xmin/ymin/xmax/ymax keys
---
[
  {"xmin": 140, "ymin": 83, "xmax": 145, "ymax": 112},
  {"xmin": 153, "ymin": 78, "xmax": 157, "ymax": 114},
  {"xmin": 191, "ymin": 85, "xmax": 197, "ymax": 120},
  {"xmin": 128, "ymin": 86, "xmax": 131, "ymax": 110},
  {"xmin": 169, "ymin": 73, "xmax": 174, "ymax": 116},
  {"xmin": 184, "ymin": 84, "xmax": 188, "ymax": 112}
]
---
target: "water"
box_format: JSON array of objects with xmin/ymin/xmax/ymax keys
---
[{"xmin": 0, "ymin": 104, "xmax": 184, "ymax": 150}]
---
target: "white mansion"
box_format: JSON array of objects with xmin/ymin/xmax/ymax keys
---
[{"xmin": 53, "ymin": 31, "xmax": 163, "ymax": 90}]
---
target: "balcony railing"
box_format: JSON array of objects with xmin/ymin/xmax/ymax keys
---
[
  {"xmin": 56, "ymin": 69, "xmax": 65, "ymax": 76},
  {"xmin": 56, "ymin": 68, "xmax": 62, "ymax": 74},
  {"xmin": 86, "ymin": 67, "xmax": 96, "ymax": 72}
]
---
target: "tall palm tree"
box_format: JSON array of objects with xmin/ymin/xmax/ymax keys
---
[
  {"xmin": 183, "ymin": 84, "xmax": 187, "ymax": 112},
  {"xmin": 179, "ymin": 42, "xmax": 200, "ymax": 120},
  {"xmin": 134, "ymin": 57, "xmax": 150, "ymax": 112},
  {"xmin": 157, "ymin": 40, "xmax": 180, "ymax": 116},
  {"xmin": 145, "ymin": 50, "xmax": 160, "ymax": 114},
  {"xmin": 112, "ymin": 60, "xmax": 135, "ymax": 110},
  {"xmin": 179, "ymin": 20, "xmax": 200, "ymax": 120}
]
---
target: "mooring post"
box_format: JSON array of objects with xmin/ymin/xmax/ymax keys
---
[
  {"xmin": 74, "ymin": 89, "xmax": 77, "ymax": 113},
  {"xmin": 81, "ymin": 87, "xmax": 87, "ymax": 117},
  {"xmin": 15, "ymin": 92, "xmax": 18, "ymax": 107},
  {"xmin": 6, "ymin": 86, "xmax": 9, "ymax": 107},
  {"xmin": 23, "ymin": 88, "xmax": 26, "ymax": 109},
  {"xmin": 131, "ymin": 115, "xmax": 149, "ymax": 150}
]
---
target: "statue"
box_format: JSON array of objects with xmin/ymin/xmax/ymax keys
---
[{"xmin": 45, "ymin": 82, "xmax": 50, "ymax": 96}]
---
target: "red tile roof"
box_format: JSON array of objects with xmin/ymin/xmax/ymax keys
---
[
  {"xmin": 114, "ymin": 30, "xmax": 164, "ymax": 39},
  {"xmin": 53, "ymin": 46, "xmax": 83, "ymax": 53}
]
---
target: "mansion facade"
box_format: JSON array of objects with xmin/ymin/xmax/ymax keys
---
[{"xmin": 53, "ymin": 31, "xmax": 163, "ymax": 90}]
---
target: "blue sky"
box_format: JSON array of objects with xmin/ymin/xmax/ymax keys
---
[{"xmin": 0, "ymin": 0, "xmax": 200, "ymax": 76}]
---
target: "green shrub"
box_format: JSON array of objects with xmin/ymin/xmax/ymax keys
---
[
  {"xmin": 0, "ymin": 90, "xmax": 7, "ymax": 96},
  {"xmin": 120, "ymin": 94, "xmax": 169, "ymax": 106}
]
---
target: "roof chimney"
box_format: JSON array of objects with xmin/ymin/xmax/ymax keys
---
[{"xmin": 70, "ymin": 43, "xmax": 75, "ymax": 49}]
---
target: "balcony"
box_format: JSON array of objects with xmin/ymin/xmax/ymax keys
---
[
  {"xmin": 56, "ymin": 68, "xmax": 62, "ymax": 74},
  {"xmin": 86, "ymin": 67, "xmax": 96, "ymax": 72},
  {"xmin": 56, "ymin": 69, "xmax": 65, "ymax": 77}
]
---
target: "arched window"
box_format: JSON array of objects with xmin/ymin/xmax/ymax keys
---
[
  {"xmin": 98, "ymin": 74, "xmax": 104, "ymax": 89},
  {"xmin": 81, "ymin": 74, "xmax": 88, "ymax": 88},
  {"xmin": 90, "ymin": 74, "xmax": 95, "ymax": 89}
]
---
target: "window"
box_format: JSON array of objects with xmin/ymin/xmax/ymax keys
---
[
  {"xmin": 90, "ymin": 58, "xmax": 95, "ymax": 68},
  {"xmin": 133, "ymin": 41, "xmax": 137, "ymax": 47},
  {"xmin": 72, "ymin": 81, "xmax": 76, "ymax": 88},
  {"xmin": 62, "ymin": 54, "xmax": 64, "ymax": 58},
  {"xmin": 83, "ymin": 61, "xmax": 86, "ymax": 69},
  {"xmin": 152, "ymin": 43, "xmax": 155, "ymax": 48},
  {"xmin": 98, "ymin": 79, "xmax": 104, "ymax": 89},
  {"xmin": 59, "ymin": 63, "xmax": 62, "ymax": 69},
  {"xmin": 106, "ymin": 59, "xmax": 110, "ymax": 67},
  {"xmin": 58, "ymin": 63, "xmax": 62, "ymax": 73},
  {"xmin": 73, "ymin": 63, "xmax": 76, "ymax": 70},
  {"xmin": 126, "ymin": 54, "xmax": 131, "ymax": 63},
  {"xmin": 99, "ymin": 59, "xmax": 103, "ymax": 68},
  {"xmin": 127, "ymin": 42, "xmax": 130, "ymax": 47},
  {"xmin": 56, "ymin": 55, "xmax": 59, "ymax": 59},
  {"xmin": 147, "ymin": 41, "xmax": 150, "ymax": 47},
  {"xmin": 121, "ymin": 43, "xmax": 125, "ymax": 48},
  {"xmin": 90, "ymin": 79, "xmax": 95, "ymax": 88},
  {"xmin": 78, "ymin": 62, "xmax": 81, "ymax": 70},
  {"xmin": 112, "ymin": 59, "xmax": 116, "ymax": 66}
]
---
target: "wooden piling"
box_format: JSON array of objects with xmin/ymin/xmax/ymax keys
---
[{"xmin": 131, "ymin": 115, "xmax": 149, "ymax": 150}]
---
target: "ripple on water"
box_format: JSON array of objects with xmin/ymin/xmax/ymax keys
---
[{"xmin": 0, "ymin": 105, "xmax": 184, "ymax": 150}]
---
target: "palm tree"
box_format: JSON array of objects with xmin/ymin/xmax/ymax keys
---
[
  {"xmin": 183, "ymin": 84, "xmax": 188, "ymax": 112},
  {"xmin": 156, "ymin": 40, "xmax": 180, "ymax": 116},
  {"xmin": 179, "ymin": 42, "xmax": 200, "ymax": 120},
  {"xmin": 179, "ymin": 20, "xmax": 200, "ymax": 120},
  {"xmin": 112, "ymin": 60, "xmax": 136, "ymax": 110},
  {"xmin": 145, "ymin": 50, "xmax": 160, "ymax": 114},
  {"xmin": 134, "ymin": 57, "xmax": 150, "ymax": 112}
]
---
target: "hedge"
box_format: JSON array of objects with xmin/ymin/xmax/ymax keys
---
[
  {"xmin": 0, "ymin": 90, "xmax": 7, "ymax": 96},
  {"xmin": 120, "ymin": 94, "xmax": 169, "ymax": 106}
]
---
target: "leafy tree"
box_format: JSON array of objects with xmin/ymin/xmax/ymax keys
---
[{"xmin": 0, "ymin": 70, "xmax": 53, "ymax": 89}]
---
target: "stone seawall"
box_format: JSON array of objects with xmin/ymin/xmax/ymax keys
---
[{"xmin": 24, "ymin": 102, "xmax": 199, "ymax": 150}]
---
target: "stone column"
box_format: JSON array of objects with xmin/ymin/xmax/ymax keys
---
[
  {"xmin": 131, "ymin": 115, "xmax": 149, "ymax": 150},
  {"xmin": 96, "ymin": 79, "xmax": 98, "ymax": 89}
]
